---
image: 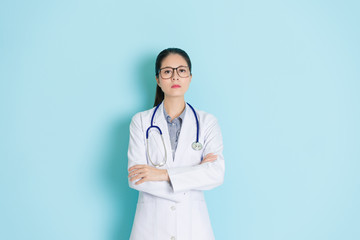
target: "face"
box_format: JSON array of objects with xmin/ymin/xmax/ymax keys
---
[{"xmin": 156, "ymin": 54, "xmax": 192, "ymax": 98}]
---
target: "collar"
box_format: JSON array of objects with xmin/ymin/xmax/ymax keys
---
[{"xmin": 163, "ymin": 102, "xmax": 186, "ymax": 124}]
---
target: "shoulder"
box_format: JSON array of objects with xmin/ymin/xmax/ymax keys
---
[
  {"xmin": 193, "ymin": 108, "xmax": 222, "ymax": 139},
  {"xmin": 194, "ymin": 105, "xmax": 218, "ymax": 121},
  {"xmin": 195, "ymin": 107, "xmax": 219, "ymax": 126},
  {"xmin": 130, "ymin": 106, "xmax": 156, "ymax": 124}
]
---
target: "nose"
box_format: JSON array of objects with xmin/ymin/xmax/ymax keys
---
[{"xmin": 172, "ymin": 68, "xmax": 180, "ymax": 80}]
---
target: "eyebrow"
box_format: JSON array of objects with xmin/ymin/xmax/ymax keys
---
[{"xmin": 161, "ymin": 65, "xmax": 187, "ymax": 69}]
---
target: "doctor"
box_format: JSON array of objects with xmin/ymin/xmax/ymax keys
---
[{"xmin": 127, "ymin": 48, "xmax": 225, "ymax": 240}]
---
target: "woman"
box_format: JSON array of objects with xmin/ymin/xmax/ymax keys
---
[{"xmin": 127, "ymin": 48, "xmax": 225, "ymax": 240}]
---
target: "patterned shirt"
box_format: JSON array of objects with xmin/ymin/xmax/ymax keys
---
[{"xmin": 163, "ymin": 105, "xmax": 186, "ymax": 160}]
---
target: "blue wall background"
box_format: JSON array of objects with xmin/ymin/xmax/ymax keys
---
[{"xmin": 1, "ymin": 0, "xmax": 359, "ymax": 239}]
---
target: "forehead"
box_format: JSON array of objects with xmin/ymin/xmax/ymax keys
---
[{"xmin": 161, "ymin": 54, "xmax": 188, "ymax": 68}]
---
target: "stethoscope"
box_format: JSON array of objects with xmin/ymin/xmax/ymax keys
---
[{"xmin": 146, "ymin": 102, "xmax": 202, "ymax": 167}]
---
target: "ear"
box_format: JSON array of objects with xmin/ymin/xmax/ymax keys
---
[{"xmin": 156, "ymin": 76, "xmax": 160, "ymax": 86}]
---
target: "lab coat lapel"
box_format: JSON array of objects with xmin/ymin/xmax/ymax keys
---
[
  {"xmin": 153, "ymin": 102, "xmax": 173, "ymax": 168},
  {"xmin": 173, "ymin": 103, "xmax": 196, "ymax": 166}
]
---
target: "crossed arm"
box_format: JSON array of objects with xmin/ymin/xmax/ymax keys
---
[
  {"xmin": 127, "ymin": 113, "xmax": 225, "ymax": 202},
  {"xmin": 128, "ymin": 153, "xmax": 218, "ymax": 184}
]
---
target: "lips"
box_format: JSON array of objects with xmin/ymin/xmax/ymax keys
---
[{"xmin": 171, "ymin": 85, "xmax": 181, "ymax": 88}]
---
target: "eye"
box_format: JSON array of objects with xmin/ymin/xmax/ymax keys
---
[{"xmin": 164, "ymin": 70, "xmax": 171, "ymax": 74}]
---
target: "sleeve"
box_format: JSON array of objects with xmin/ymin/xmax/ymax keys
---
[
  {"xmin": 167, "ymin": 116, "xmax": 225, "ymax": 193},
  {"xmin": 127, "ymin": 112, "xmax": 186, "ymax": 203}
]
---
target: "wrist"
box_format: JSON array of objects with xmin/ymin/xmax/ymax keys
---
[{"xmin": 163, "ymin": 169, "xmax": 170, "ymax": 182}]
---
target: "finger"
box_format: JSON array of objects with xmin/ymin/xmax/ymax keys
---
[
  {"xmin": 201, "ymin": 160, "xmax": 215, "ymax": 163},
  {"xmin": 128, "ymin": 164, "xmax": 148, "ymax": 172},
  {"xmin": 205, "ymin": 153, "xmax": 215, "ymax": 157},
  {"xmin": 130, "ymin": 175, "xmax": 141, "ymax": 182},
  {"xmin": 128, "ymin": 168, "xmax": 147, "ymax": 178},
  {"xmin": 135, "ymin": 177, "xmax": 148, "ymax": 185},
  {"xmin": 130, "ymin": 173, "xmax": 146, "ymax": 182},
  {"xmin": 204, "ymin": 153, "xmax": 217, "ymax": 159},
  {"xmin": 203, "ymin": 155, "xmax": 217, "ymax": 161},
  {"xmin": 128, "ymin": 165, "xmax": 145, "ymax": 172},
  {"xmin": 203, "ymin": 157, "xmax": 217, "ymax": 161},
  {"xmin": 128, "ymin": 167, "xmax": 150, "ymax": 178},
  {"xmin": 128, "ymin": 169, "xmax": 141, "ymax": 178},
  {"xmin": 201, "ymin": 157, "xmax": 217, "ymax": 163}
]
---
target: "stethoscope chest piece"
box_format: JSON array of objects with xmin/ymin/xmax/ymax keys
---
[{"xmin": 192, "ymin": 141, "xmax": 203, "ymax": 151}]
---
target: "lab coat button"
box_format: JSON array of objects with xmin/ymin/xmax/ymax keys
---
[
  {"xmin": 170, "ymin": 206, "xmax": 176, "ymax": 211},
  {"xmin": 171, "ymin": 236, "xmax": 176, "ymax": 240}
]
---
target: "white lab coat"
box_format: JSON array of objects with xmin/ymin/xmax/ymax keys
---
[{"xmin": 128, "ymin": 101, "xmax": 225, "ymax": 240}]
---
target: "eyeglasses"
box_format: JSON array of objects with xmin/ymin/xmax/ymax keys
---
[{"xmin": 158, "ymin": 66, "xmax": 190, "ymax": 79}]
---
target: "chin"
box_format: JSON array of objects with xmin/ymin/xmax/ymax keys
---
[{"xmin": 165, "ymin": 93, "xmax": 185, "ymax": 98}]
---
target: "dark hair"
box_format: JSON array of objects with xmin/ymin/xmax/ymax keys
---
[{"xmin": 153, "ymin": 48, "xmax": 192, "ymax": 107}]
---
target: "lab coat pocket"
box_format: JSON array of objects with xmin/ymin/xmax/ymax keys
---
[
  {"xmin": 130, "ymin": 201, "xmax": 156, "ymax": 240},
  {"xmin": 191, "ymin": 200, "xmax": 215, "ymax": 240}
]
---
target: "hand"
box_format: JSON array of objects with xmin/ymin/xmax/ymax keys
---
[
  {"xmin": 128, "ymin": 164, "xmax": 169, "ymax": 185},
  {"xmin": 200, "ymin": 153, "xmax": 218, "ymax": 164}
]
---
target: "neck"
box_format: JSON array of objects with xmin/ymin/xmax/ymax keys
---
[{"xmin": 163, "ymin": 96, "xmax": 186, "ymax": 120}]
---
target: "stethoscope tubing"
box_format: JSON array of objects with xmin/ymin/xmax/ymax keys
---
[
  {"xmin": 186, "ymin": 102, "xmax": 200, "ymax": 143},
  {"xmin": 146, "ymin": 102, "xmax": 201, "ymax": 167}
]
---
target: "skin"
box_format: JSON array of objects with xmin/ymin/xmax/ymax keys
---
[{"xmin": 128, "ymin": 53, "xmax": 218, "ymax": 185}]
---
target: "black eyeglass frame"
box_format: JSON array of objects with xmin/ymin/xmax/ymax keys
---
[{"xmin": 157, "ymin": 66, "xmax": 191, "ymax": 79}]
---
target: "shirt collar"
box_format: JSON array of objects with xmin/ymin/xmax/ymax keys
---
[{"xmin": 163, "ymin": 104, "xmax": 186, "ymax": 124}]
